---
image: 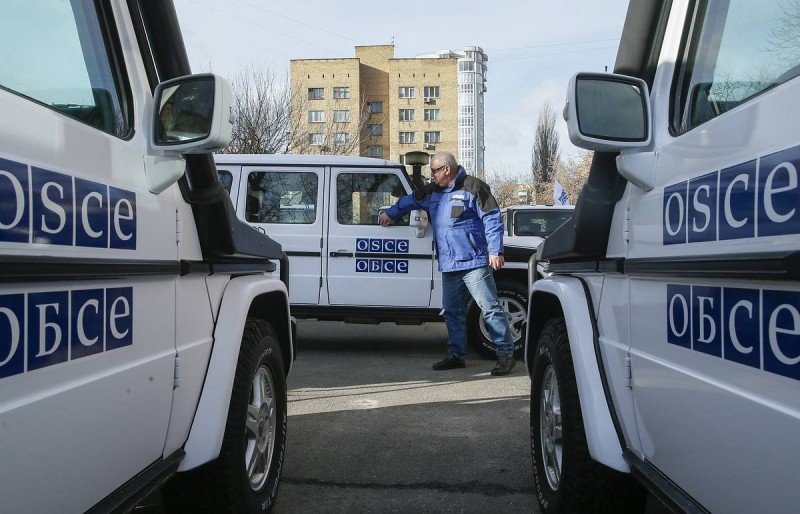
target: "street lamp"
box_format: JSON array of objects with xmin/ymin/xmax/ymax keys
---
[{"xmin": 400, "ymin": 151, "xmax": 429, "ymax": 190}]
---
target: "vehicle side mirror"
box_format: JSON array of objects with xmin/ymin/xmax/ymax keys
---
[
  {"xmin": 564, "ymin": 72, "xmax": 651, "ymax": 152},
  {"xmin": 152, "ymin": 73, "xmax": 233, "ymax": 154},
  {"xmin": 410, "ymin": 209, "xmax": 428, "ymax": 238}
]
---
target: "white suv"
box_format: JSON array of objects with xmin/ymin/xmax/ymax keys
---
[{"xmin": 526, "ymin": 1, "xmax": 800, "ymax": 513}]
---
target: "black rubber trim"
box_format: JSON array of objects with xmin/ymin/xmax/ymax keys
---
[
  {"xmin": 329, "ymin": 251, "xmax": 354, "ymax": 258},
  {"xmin": 503, "ymin": 245, "xmax": 535, "ymax": 263},
  {"xmin": 0, "ymin": 257, "xmax": 181, "ymax": 282},
  {"xmin": 354, "ymin": 252, "xmax": 433, "ymax": 259},
  {"xmin": 625, "ymin": 251, "xmax": 800, "ymax": 280},
  {"xmin": 292, "ymin": 305, "xmax": 441, "ymax": 323},
  {"xmin": 285, "ymin": 251, "xmax": 322, "ymax": 257},
  {"xmin": 575, "ymin": 277, "xmax": 628, "ymax": 454},
  {"xmin": 546, "ymin": 260, "xmax": 600, "ymax": 274},
  {"xmin": 88, "ymin": 449, "xmax": 184, "ymax": 514},
  {"xmin": 179, "ymin": 259, "xmax": 277, "ymax": 276},
  {"xmin": 624, "ymin": 450, "xmax": 710, "ymax": 514}
]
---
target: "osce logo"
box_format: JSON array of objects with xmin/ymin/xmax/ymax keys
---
[
  {"xmin": 355, "ymin": 258, "xmax": 409, "ymax": 274},
  {"xmin": 667, "ymin": 284, "xmax": 799, "ymax": 381},
  {"xmin": 355, "ymin": 238, "xmax": 409, "ymax": 254},
  {"xmin": 0, "ymin": 287, "xmax": 133, "ymax": 380},
  {"xmin": 0, "ymin": 156, "xmax": 136, "ymax": 249},
  {"xmin": 663, "ymin": 145, "xmax": 800, "ymax": 244}
]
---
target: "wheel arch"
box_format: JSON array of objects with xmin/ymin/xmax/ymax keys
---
[
  {"xmin": 180, "ymin": 275, "xmax": 293, "ymax": 471},
  {"xmin": 526, "ymin": 275, "xmax": 628, "ymax": 473}
]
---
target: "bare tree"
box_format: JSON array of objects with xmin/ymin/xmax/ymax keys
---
[
  {"xmin": 531, "ymin": 101, "xmax": 561, "ymax": 192},
  {"xmin": 221, "ymin": 64, "xmax": 294, "ymax": 154},
  {"xmin": 555, "ymin": 151, "xmax": 593, "ymax": 204},
  {"xmin": 767, "ymin": 0, "xmax": 800, "ymax": 66}
]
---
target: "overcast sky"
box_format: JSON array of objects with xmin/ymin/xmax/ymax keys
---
[{"xmin": 174, "ymin": 0, "xmax": 630, "ymax": 173}]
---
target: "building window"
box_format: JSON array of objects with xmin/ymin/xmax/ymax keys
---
[
  {"xmin": 398, "ymin": 108, "xmax": 414, "ymax": 121},
  {"xmin": 333, "ymin": 87, "xmax": 350, "ymax": 99},
  {"xmin": 367, "ymin": 124, "xmax": 383, "ymax": 137},
  {"xmin": 398, "ymin": 86, "xmax": 415, "ymax": 98},
  {"xmin": 399, "ymin": 132, "xmax": 415, "ymax": 144},
  {"xmin": 309, "ymin": 133, "xmax": 324, "ymax": 146},
  {"xmin": 308, "ymin": 110, "xmax": 325, "ymax": 123},
  {"xmin": 423, "ymin": 86, "xmax": 440, "ymax": 99},
  {"xmin": 308, "ymin": 87, "xmax": 324, "ymax": 100},
  {"xmin": 333, "ymin": 110, "xmax": 350, "ymax": 123},
  {"xmin": 334, "ymin": 132, "xmax": 349, "ymax": 146},
  {"xmin": 424, "ymin": 131, "xmax": 440, "ymax": 144},
  {"xmin": 460, "ymin": 105, "xmax": 474, "ymax": 116},
  {"xmin": 366, "ymin": 145, "xmax": 383, "ymax": 158},
  {"xmin": 424, "ymin": 108, "xmax": 440, "ymax": 121},
  {"xmin": 458, "ymin": 61, "xmax": 475, "ymax": 72},
  {"xmin": 459, "ymin": 83, "xmax": 474, "ymax": 94},
  {"xmin": 368, "ymin": 101, "xmax": 383, "ymax": 113}
]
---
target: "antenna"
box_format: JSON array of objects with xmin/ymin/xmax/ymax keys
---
[{"xmin": 391, "ymin": 36, "xmax": 395, "ymax": 45}]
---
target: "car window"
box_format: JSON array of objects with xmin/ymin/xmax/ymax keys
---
[
  {"xmin": 0, "ymin": 0, "xmax": 131, "ymax": 138},
  {"xmin": 514, "ymin": 211, "xmax": 573, "ymax": 237},
  {"xmin": 673, "ymin": 0, "xmax": 800, "ymax": 134},
  {"xmin": 337, "ymin": 173, "xmax": 408, "ymax": 225},
  {"xmin": 217, "ymin": 170, "xmax": 233, "ymax": 193},
  {"xmin": 246, "ymin": 171, "xmax": 319, "ymax": 224}
]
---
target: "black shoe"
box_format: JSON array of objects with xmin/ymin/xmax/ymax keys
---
[
  {"xmin": 432, "ymin": 355, "xmax": 466, "ymax": 370},
  {"xmin": 491, "ymin": 356, "xmax": 516, "ymax": 376}
]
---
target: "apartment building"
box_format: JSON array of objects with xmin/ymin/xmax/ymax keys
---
[{"xmin": 290, "ymin": 45, "xmax": 487, "ymax": 178}]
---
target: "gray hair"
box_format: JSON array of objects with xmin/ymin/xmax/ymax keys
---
[{"xmin": 431, "ymin": 151, "xmax": 458, "ymax": 170}]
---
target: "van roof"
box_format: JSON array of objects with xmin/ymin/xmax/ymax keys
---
[
  {"xmin": 214, "ymin": 153, "xmax": 403, "ymax": 167},
  {"xmin": 501, "ymin": 204, "xmax": 575, "ymax": 211}
]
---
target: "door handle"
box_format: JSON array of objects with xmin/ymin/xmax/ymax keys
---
[{"xmin": 329, "ymin": 250, "xmax": 354, "ymax": 258}]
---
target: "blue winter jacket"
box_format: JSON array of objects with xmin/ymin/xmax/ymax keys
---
[{"xmin": 386, "ymin": 167, "xmax": 504, "ymax": 273}]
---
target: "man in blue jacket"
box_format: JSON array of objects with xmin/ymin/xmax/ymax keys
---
[{"xmin": 380, "ymin": 152, "xmax": 515, "ymax": 376}]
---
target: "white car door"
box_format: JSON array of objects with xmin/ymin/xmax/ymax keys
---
[
  {"xmin": 0, "ymin": 2, "xmax": 177, "ymax": 511},
  {"xmin": 240, "ymin": 165, "xmax": 324, "ymax": 304},
  {"xmin": 624, "ymin": 1, "xmax": 800, "ymax": 511},
  {"xmin": 326, "ymin": 167, "xmax": 434, "ymax": 307}
]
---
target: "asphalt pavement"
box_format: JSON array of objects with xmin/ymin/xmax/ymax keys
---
[{"xmin": 272, "ymin": 320, "xmax": 536, "ymax": 513}]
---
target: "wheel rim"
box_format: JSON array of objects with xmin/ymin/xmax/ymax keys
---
[
  {"xmin": 245, "ymin": 365, "xmax": 277, "ymax": 492},
  {"xmin": 479, "ymin": 295, "xmax": 526, "ymax": 343},
  {"xmin": 539, "ymin": 365, "xmax": 563, "ymax": 491}
]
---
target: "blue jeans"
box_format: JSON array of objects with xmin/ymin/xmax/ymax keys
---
[{"xmin": 441, "ymin": 265, "xmax": 514, "ymax": 359}]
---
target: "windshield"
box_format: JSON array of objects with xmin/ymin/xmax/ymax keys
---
[{"xmin": 513, "ymin": 210, "xmax": 573, "ymax": 237}]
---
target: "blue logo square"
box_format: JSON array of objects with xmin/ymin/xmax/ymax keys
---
[
  {"xmin": 28, "ymin": 291, "xmax": 69, "ymax": 371},
  {"xmin": 719, "ymin": 160, "xmax": 756, "ymax": 241},
  {"xmin": 382, "ymin": 259, "xmax": 396, "ymax": 273},
  {"xmin": 667, "ymin": 284, "xmax": 691, "ymax": 348},
  {"xmin": 722, "ymin": 287, "xmax": 761, "ymax": 369},
  {"xmin": 75, "ymin": 178, "xmax": 109, "ymax": 248},
  {"xmin": 369, "ymin": 259, "xmax": 382, "ymax": 273},
  {"xmin": 31, "ymin": 167, "xmax": 74, "ymax": 246},
  {"xmin": 369, "ymin": 239, "xmax": 382, "ymax": 253},
  {"xmin": 692, "ymin": 286, "xmax": 722, "ymax": 357},
  {"xmin": 0, "ymin": 293, "xmax": 25, "ymax": 379},
  {"xmin": 396, "ymin": 260, "xmax": 409, "ymax": 274},
  {"xmin": 355, "ymin": 238, "xmax": 370, "ymax": 253},
  {"xmin": 355, "ymin": 258, "xmax": 368, "ymax": 272},
  {"xmin": 0, "ymin": 157, "xmax": 30, "ymax": 244},
  {"xmin": 663, "ymin": 181, "xmax": 688, "ymax": 245},
  {"xmin": 106, "ymin": 287, "xmax": 133, "ymax": 350},
  {"xmin": 396, "ymin": 240, "xmax": 409, "ymax": 253},
  {"xmin": 109, "ymin": 187, "xmax": 136, "ymax": 250},
  {"xmin": 71, "ymin": 289, "xmax": 105, "ymax": 359},
  {"xmin": 688, "ymin": 171, "xmax": 718, "ymax": 243},
  {"xmin": 382, "ymin": 239, "xmax": 397, "ymax": 253},
  {"xmin": 762, "ymin": 289, "xmax": 800, "ymax": 381},
  {"xmin": 758, "ymin": 145, "xmax": 800, "ymax": 238}
]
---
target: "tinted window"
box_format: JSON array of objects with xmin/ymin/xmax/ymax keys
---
[
  {"xmin": 218, "ymin": 170, "xmax": 233, "ymax": 193},
  {"xmin": 246, "ymin": 172, "xmax": 318, "ymax": 224},
  {"xmin": 0, "ymin": 0, "xmax": 131, "ymax": 137},
  {"xmin": 673, "ymin": 0, "xmax": 800, "ymax": 133},
  {"xmin": 514, "ymin": 210, "xmax": 573, "ymax": 237},
  {"xmin": 336, "ymin": 173, "xmax": 408, "ymax": 225}
]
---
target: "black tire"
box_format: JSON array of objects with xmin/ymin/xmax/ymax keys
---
[
  {"xmin": 467, "ymin": 280, "xmax": 528, "ymax": 360},
  {"xmin": 163, "ymin": 318, "xmax": 288, "ymax": 513},
  {"xmin": 530, "ymin": 317, "xmax": 645, "ymax": 514}
]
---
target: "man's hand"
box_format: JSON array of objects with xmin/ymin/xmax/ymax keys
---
[
  {"xmin": 489, "ymin": 255, "xmax": 505, "ymax": 271},
  {"xmin": 379, "ymin": 212, "xmax": 394, "ymax": 227}
]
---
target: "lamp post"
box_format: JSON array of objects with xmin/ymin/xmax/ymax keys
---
[{"xmin": 400, "ymin": 151, "xmax": 430, "ymax": 191}]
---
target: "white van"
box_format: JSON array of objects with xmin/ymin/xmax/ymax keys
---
[
  {"xmin": 0, "ymin": 2, "xmax": 293, "ymax": 512},
  {"xmin": 216, "ymin": 154, "xmax": 534, "ymax": 358},
  {"xmin": 525, "ymin": 1, "xmax": 800, "ymax": 513}
]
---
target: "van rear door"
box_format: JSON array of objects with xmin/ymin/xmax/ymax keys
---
[
  {"xmin": 240, "ymin": 165, "xmax": 324, "ymax": 304},
  {"xmin": 326, "ymin": 167, "xmax": 434, "ymax": 307}
]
